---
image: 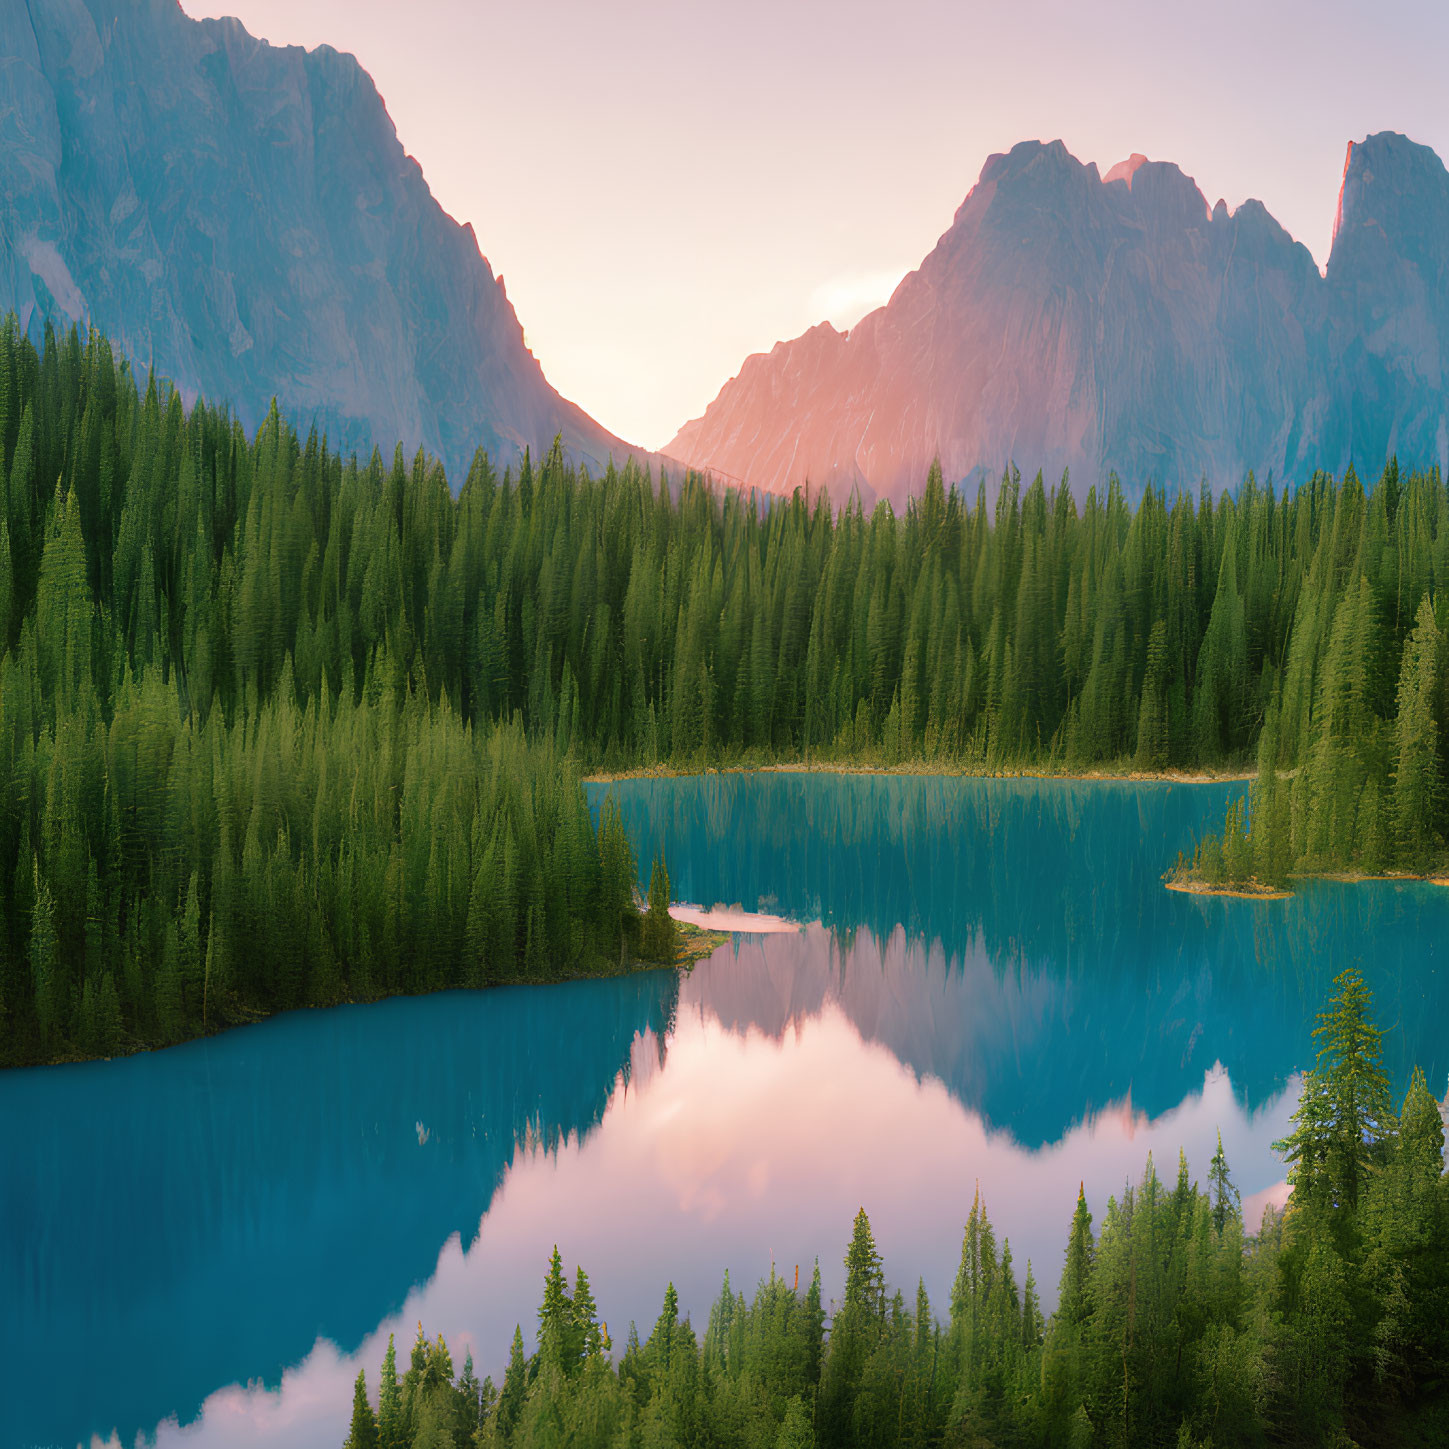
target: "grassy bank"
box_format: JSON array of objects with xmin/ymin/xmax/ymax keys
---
[{"xmin": 584, "ymin": 757, "xmax": 1256, "ymax": 785}]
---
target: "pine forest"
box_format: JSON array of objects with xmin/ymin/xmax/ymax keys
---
[{"xmin": 1, "ymin": 313, "xmax": 1447, "ymax": 1062}]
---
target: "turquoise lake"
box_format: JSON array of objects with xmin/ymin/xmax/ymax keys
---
[{"xmin": 4, "ymin": 773, "xmax": 1447, "ymax": 1448}]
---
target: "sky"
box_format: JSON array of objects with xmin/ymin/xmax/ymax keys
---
[{"xmin": 181, "ymin": 0, "xmax": 1449, "ymax": 452}]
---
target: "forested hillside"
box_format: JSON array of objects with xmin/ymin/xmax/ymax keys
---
[
  {"xmin": 1172, "ymin": 450, "xmax": 1449, "ymax": 888},
  {"xmin": 0, "ymin": 318, "xmax": 675, "ymax": 1068},
  {"xmin": 2, "ymin": 313, "xmax": 1446, "ymax": 1062},
  {"xmin": 340, "ymin": 972, "xmax": 1449, "ymax": 1448},
  {"xmin": 1182, "ymin": 572, "xmax": 1447, "ymax": 889}
]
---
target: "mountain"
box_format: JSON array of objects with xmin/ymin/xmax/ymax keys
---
[
  {"xmin": 1326, "ymin": 133, "xmax": 1449, "ymax": 473},
  {"xmin": 0, "ymin": 0, "xmax": 633, "ymax": 477},
  {"xmin": 668, "ymin": 133, "xmax": 1449, "ymax": 503}
]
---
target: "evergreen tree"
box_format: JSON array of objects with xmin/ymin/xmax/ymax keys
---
[
  {"xmin": 1392, "ymin": 595, "xmax": 1442, "ymax": 866},
  {"xmin": 1208, "ymin": 1131, "xmax": 1241, "ymax": 1233},
  {"xmin": 377, "ymin": 1335, "xmax": 404, "ymax": 1449},
  {"xmin": 1313, "ymin": 967, "xmax": 1394, "ymax": 1216},
  {"xmin": 496, "ymin": 1326, "xmax": 528, "ymax": 1443},
  {"xmin": 842, "ymin": 1207, "xmax": 886, "ymax": 1319},
  {"xmin": 641, "ymin": 855, "xmax": 678, "ymax": 963},
  {"xmin": 537, "ymin": 1246, "xmax": 575, "ymax": 1376},
  {"xmin": 1042, "ymin": 1184, "xmax": 1094, "ymax": 1434},
  {"xmin": 344, "ymin": 1369, "xmax": 379, "ymax": 1449}
]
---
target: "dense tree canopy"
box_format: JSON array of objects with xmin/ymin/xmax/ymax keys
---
[
  {"xmin": 11, "ymin": 311, "xmax": 1434, "ymax": 789},
  {"xmin": 1177, "ymin": 465, "xmax": 1449, "ymax": 885},
  {"xmin": 4, "ymin": 312, "xmax": 1446, "ymax": 1058},
  {"xmin": 0, "ymin": 317, "xmax": 680, "ymax": 1067}
]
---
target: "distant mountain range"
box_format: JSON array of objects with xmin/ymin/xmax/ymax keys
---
[
  {"xmin": 0, "ymin": 0, "xmax": 632, "ymax": 478},
  {"xmin": 669, "ymin": 132, "xmax": 1449, "ymax": 503},
  {"xmin": 4, "ymin": 4, "xmax": 1445, "ymax": 502}
]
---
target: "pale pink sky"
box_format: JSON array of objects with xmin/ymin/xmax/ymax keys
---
[{"xmin": 182, "ymin": 0, "xmax": 1449, "ymax": 451}]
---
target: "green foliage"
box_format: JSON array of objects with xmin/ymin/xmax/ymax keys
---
[
  {"xmin": 0, "ymin": 320, "xmax": 681, "ymax": 1065},
  {"xmin": 1393, "ymin": 596, "xmax": 1442, "ymax": 866},
  {"xmin": 1208, "ymin": 1130, "xmax": 1241, "ymax": 1233},
  {"xmin": 639, "ymin": 855, "xmax": 679, "ymax": 964},
  {"xmin": 9, "ymin": 313, "xmax": 1449, "ymax": 1060},
  {"xmin": 1176, "ymin": 472, "xmax": 1449, "ymax": 888},
  {"xmin": 378, "ymin": 1335, "xmax": 405, "ymax": 1449},
  {"xmin": 1276, "ymin": 967, "xmax": 1395, "ymax": 1220},
  {"xmin": 345, "ymin": 1369, "xmax": 380, "ymax": 1449}
]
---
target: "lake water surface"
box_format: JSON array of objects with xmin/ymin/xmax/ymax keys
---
[{"xmin": 4, "ymin": 773, "xmax": 1446, "ymax": 1449}]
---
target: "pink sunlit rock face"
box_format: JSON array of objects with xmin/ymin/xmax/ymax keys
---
[{"xmin": 669, "ymin": 133, "xmax": 1449, "ymax": 504}]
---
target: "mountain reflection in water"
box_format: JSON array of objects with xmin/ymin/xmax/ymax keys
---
[
  {"xmin": 609, "ymin": 772, "xmax": 1448, "ymax": 1135},
  {"xmin": 97, "ymin": 996, "xmax": 1299, "ymax": 1449},
  {"xmin": 1, "ymin": 975, "xmax": 679, "ymax": 1449}
]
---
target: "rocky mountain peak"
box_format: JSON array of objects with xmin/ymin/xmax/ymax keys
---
[
  {"xmin": 1330, "ymin": 130, "xmax": 1449, "ymax": 272},
  {"xmin": 977, "ymin": 138, "xmax": 1079, "ymax": 184},
  {"xmin": 671, "ymin": 133, "xmax": 1449, "ymax": 503},
  {"xmin": 0, "ymin": 0, "xmax": 636, "ymax": 480},
  {"xmin": 1103, "ymin": 153, "xmax": 1150, "ymax": 188}
]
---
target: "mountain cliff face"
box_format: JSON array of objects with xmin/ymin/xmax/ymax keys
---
[
  {"xmin": 1326, "ymin": 133, "xmax": 1449, "ymax": 472},
  {"xmin": 669, "ymin": 133, "xmax": 1449, "ymax": 503},
  {"xmin": 0, "ymin": 0, "xmax": 632, "ymax": 476}
]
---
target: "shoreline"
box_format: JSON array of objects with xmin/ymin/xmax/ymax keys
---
[
  {"xmin": 673, "ymin": 921, "xmax": 732, "ymax": 964},
  {"xmin": 14, "ymin": 920, "xmax": 729, "ymax": 1072},
  {"xmin": 1166, "ymin": 869, "xmax": 1449, "ymax": 902},
  {"xmin": 1309, "ymin": 869, "xmax": 1449, "ymax": 887},
  {"xmin": 584, "ymin": 760, "xmax": 1255, "ymax": 786},
  {"xmin": 1164, "ymin": 878, "xmax": 1294, "ymax": 902}
]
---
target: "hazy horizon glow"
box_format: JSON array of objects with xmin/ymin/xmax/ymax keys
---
[{"xmin": 178, "ymin": 0, "xmax": 1449, "ymax": 450}]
